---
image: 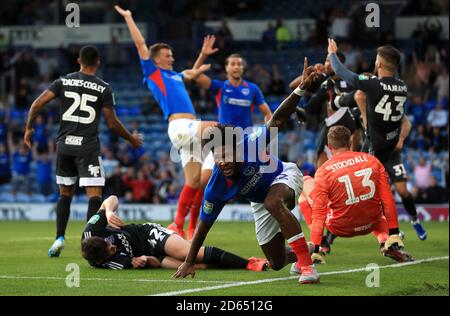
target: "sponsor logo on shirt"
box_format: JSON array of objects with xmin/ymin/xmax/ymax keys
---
[
  {"xmin": 354, "ymin": 223, "xmax": 372, "ymax": 232},
  {"xmin": 386, "ymin": 129, "xmax": 399, "ymax": 140},
  {"xmin": 65, "ymin": 135, "xmax": 83, "ymax": 146},
  {"xmin": 117, "ymin": 233, "xmax": 133, "ymax": 256},
  {"xmin": 239, "ymin": 171, "xmax": 262, "ymax": 195},
  {"xmin": 226, "ymin": 97, "xmax": 252, "ymax": 107}
]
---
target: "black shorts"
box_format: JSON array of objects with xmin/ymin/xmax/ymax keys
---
[
  {"xmin": 317, "ymin": 107, "xmax": 357, "ymax": 157},
  {"xmin": 143, "ymin": 223, "xmax": 175, "ymax": 261},
  {"xmin": 56, "ymin": 152, "xmax": 105, "ymax": 187},
  {"xmin": 375, "ymin": 149, "xmax": 407, "ymax": 183}
]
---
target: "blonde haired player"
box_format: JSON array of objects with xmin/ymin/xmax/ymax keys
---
[{"xmin": 115, "ymin": 5, "xmax": 217, "ymax": 238}]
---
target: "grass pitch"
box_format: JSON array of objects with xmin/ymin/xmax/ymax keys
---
[{"xmin": 0, "ymin": 220, "xmax": 448, "ymax": 296}]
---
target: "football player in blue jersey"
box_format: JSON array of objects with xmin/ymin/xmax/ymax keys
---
[
  {"xmin": 115, "ymin": 6, "xmax": 218, "ymax": 239},
  {"xmin": 174, "ymin": 58, "xmax": 321, "ymax": 285},
  {"xmin": 183, "ymin": 35, "xmax": 273, "ymax": 241}
]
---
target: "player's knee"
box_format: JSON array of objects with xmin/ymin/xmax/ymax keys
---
[
  {"xmin": 396, "ymin": 185, "xmax": 409, "ymax": 198},
  {"xmin": 59, "ymin": 185, "xmax": 75, "ymax": 197},
  {"xmin": 186, "ymin": 175, "xmax": 201, "ymax": 189},
  {"xmin": 264, "ymin": 198, "xmax": 287, "ymax": 217}
]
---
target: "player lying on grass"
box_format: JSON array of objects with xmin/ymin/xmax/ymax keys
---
[
  {"xmin": 297, "ymin": 125, "xmax": 414, "ymax": 267},
  {"xmin": 174, "ymin": 58, "xmax": 321, "ymax": 285},
  {"xmin": 81, "ymin": 195, "xmax": 268, "ymax": 271}
]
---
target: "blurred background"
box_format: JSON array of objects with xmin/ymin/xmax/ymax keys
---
[{"xmin": 0, "ymin": 0, "xmax": 448, "ymax": 208}]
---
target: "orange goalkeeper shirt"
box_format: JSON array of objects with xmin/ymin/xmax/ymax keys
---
[{"xmin": 309, "ymin": 151, "xmax": 396, "ymax": 245}]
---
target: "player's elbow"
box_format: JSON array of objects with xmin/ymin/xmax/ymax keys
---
[{"xmin": 105, "ymin": 118, "xmax": 117, "ymax": 130}]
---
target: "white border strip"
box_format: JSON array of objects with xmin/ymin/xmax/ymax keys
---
[{"xmin": 151, "ymin": 256, "xmax": 449, "ymax": 296}]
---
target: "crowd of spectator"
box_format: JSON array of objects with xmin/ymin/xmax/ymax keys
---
[{"xmin": 0, "ymin": 1, "xmax": 448, "ymax": 204}]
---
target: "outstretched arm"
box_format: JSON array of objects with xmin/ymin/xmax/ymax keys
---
[
  {"xmin": 267, "ymin": 57, "xmax": 316, "ymax": 129},
  {"xmin": 182, "ymin": 64, "xmax": 212, "ymax": 82},
  {"xmin": 192, "ymin": 35, "xmax": 218, "ymax": 89},
  {"xmin": 327, "ymin": 38, "xmax": 359, "ymax": 87},
  {"xmin": 24, "ymin": 90, "xmax": 56, "ymax": 149},
  {"xmin": 115, "ymin": 5, "xmax": 149, "ymax": 60},
  {"xmin": 194, "ymin": 35, "xmax": 219, "ymax": 70}
]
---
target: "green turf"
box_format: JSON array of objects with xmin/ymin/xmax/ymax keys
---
[{"xmin": 0, "ymin": 221, "xmax": 448, "ymax": 296}]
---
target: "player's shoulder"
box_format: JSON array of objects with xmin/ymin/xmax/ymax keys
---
[
  {"xmin": 88, "ymin": 74, "xmax": 111, "ymax": 88},
  {"xmin": 244, "ymin": 80, "xmax": 261, "ymax": 91},
  {"xmin": 357, "ymin": 73, "xmax": 377, "ymax": 81},
  {"xmin": 60, "ymin": 72, "xmax": 78, "ymax": 79}
]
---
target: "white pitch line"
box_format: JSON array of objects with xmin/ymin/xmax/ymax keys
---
[
  {"xmin": 151, "ymin": 256, "xmax": 449, "ymax": 296},
  {"xmin": 0, "ymin": 275, "xmax": 235, "ymax": 284},
  {"xmin": 0, "ymin": 235, "xmax": 80, "ymax": 243}
]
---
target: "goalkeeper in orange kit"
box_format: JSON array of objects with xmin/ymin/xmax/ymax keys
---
[{"xmin": 298, "ymin": 125, "xmax": 414, "ymax": 265}]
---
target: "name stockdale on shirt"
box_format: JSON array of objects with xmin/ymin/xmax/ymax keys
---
[
  {"xmin": 61, "ymin": 78, "xmax": 106, "ymax": 93},
  {"xmin": 326, "ymin": 155, "xmax": 369, "ymax": 172}
]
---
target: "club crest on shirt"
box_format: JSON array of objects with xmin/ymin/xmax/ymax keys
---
[
  {"xmin": 241, "ymin": 88, "xmax": 250, "ymax": 96},
  {"xmin": 244, "ymin": 166, "xmax": 256, "ymax": 176},
  {"xmin": 204, "ymin": 201, "xmax": 214, "ymax": 214}
]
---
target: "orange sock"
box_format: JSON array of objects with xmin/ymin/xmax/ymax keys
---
[
  {"xmin": 188, "ymin": 189, "xmax": 204, "ymax": 231},
  {"xmin": 174, "ymin": 185, "xmax": 198, "ymax": 228}
]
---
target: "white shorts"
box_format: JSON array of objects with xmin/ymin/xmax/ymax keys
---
[
  {"xmin": 201, "ymin": 151, "xmax": 215, "ymax": 170},
  {"xmin": 250, "ymin": 162, "xmax": 304, "ymax": 246},
  {"xmin": 168, "ymin": 118, "xmax": 202, "ymax": 167}
]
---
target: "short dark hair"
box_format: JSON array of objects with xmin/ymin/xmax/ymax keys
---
[
  {"xmin": 225, "ymin": 54, "xmax": 245, "ymax": 67},
  {"xmin": 81, "ymin": 236, "xmax": 110, "ymax": 266},
  {"xmin": 377, "ymin": 46, "xmax": 401, "ymax": 71},
  {"xmin": 79, "ymin": 45, "xmax": 100, "ymax": 67},
  {"xmin": 327, "ymin": 125, "xmax": 351, "ymax": 149},
  {"xmin": 149, "ymin": 43, "xmax": 173, "ymax": 60}
]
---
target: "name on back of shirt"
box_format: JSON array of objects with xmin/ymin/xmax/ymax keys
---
[
  {"xmin": 326, "ymin": 155, "xmax": 369, "ymax": 172},
  {"xmin": 61, "ymin": 78, "xmax": 106, "ymax": 93},
  {"xmin": 379, "ymin": 82, "xmax": 407, "ymax": 93}
]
